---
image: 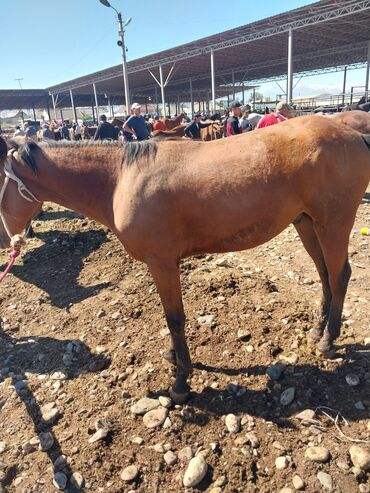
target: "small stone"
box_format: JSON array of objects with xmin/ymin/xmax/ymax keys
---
[
  {"xmin": 266, "ymin": 364, "xmax": 285, "ymax": 381},
  {"xmin": 53, "ymin": 472, "xmax": 67, "ymax": 490},
  {"xmin": 88, "ymin": 428, "xmax": 108, "ymax": 444},
  {"xmin": 22, "ymin": 443, "xmax": 35, "ymax": 455},
  {"xmin": 209, "ymin": 488, "xmax": 222, "ymax": 493},
  {"xmin": 38, "ymin": 432, "xmax": 54, "ymax": 451},
  {"xmin": 355, "ymin": 401, "xmax": 366, "ymax": 410},
  {"xmin": 305, "ymin": 446, "xmax": 330, "ymax": 463},
  {"xmin": 364, "ymin": 337, "xmax": 370, "ymax": 345},
  {"xmin": 317, "ymin": 471, "xmax": 333, "ymax": 491},
  {"xmin": 70, "ymin": 472, "xmax": 84, "ymax": 489},
  {"xmin": 280, "ymin": 489, "xmax": 294, "ymax": 493},
  {"xmin": 214, "ymin": 476, "xmax": 227, "ymax": 487},
  {"xmin": 162, "ymin": 417, "xmax": 172, "ymax": 429},
  {"xmin": 183, "ymin": 455, "xmax": 208, "ymax": 487},
  {"xmin": 336, "ymin": 459, "xmax": 350, "ymax": 471},
  {"xmin": 225, "ymin": 414, "xmax": 241, "ymax": 434},
  {"xmin": 237, "ymin": 329, "xmax": 251, "ymax": 341},
  {"xmin": 197, "ymin": 314, "xmax": 216, "ymax": 325},
  {"xmin": 154, "ymin": 444, "xmax": 165, "ymax": 453},
  {"xmin": 275, "ymin": 456, "xmax": 289, "ymax": 470},
  {"xmin": 41, "ymin": 404, "xmax": 60, "ymax": 424},
  {"xmin": 51, "ymin": 371, "xmax": 67, "ymax": 380},
  {"xmin": 246, "ymin": 432, "xmax": 260, "ymax": 448},
  {"xmin": 158, "ymin": 396, "xmax": 172, "ymax": 408},
  {"xmin": 359, "ymin": 485, "xmax": 370, "ymax": 493},
  {"xmin": 349, "ymin": 445, "xmax": 370, "ymax": 471},
  {"xmin": 54, "ymin": 455, "xmax": 67, "ymax": 469},
  {"xmin": 164, "ymin": 451, "xmax": 177, "ymax": 465},
  {"xmin": 121, "ymin": 465, "xmax": 139, "ymax": 482},
  {"xmin": 143, "ymin": 407, "xmax": 168, "ymax": 428},
  {"xmin": 178, "ymin": 446, "xmax": 193, "ymax": 463},
  {"xmin": 215, "ymin": 257, "xmax": 231, "ymax": 267},
  {"xmin": 292, "ymin": 474, "xmax": 305, "ymax": 490},
  {"xmin": 0, "ymin": 442, "xmax": 5, "ymax": 454},
  {"xmin": 131, "ymin": 437, "xmax": 144, "ymax": 446},
  {"xmin": 346, "ymin": 373, "xmax": 360, "ymax": 386},
  {"xmin": 279, "ymin": 353, "xmax": 299, "ymax": 365},
  {"xmin": 130, "ymin": 397, "xmax": 160, "ymax": 415},
  {"xmin": 280, "ymin": 387, "xmax": 295, "ymax": 406},
  {"xmin": 295, "ymin": 409, "xmax": 316, "ymax": 423}
]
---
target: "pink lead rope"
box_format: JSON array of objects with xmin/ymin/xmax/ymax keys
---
[{"xmin": 0, "ymin": 235, "xmax": 25, "ymax": 283}]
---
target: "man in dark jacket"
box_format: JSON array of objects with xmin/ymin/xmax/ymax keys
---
[
  {"xmin": 94, "ymin": 114, "xmax": 117, "ymax": 140},
  {"xmin": 225, "ymin": 101, "xmax": 242, "ymax": 137},
  {"xmin": 184, "ymin": 114, "xmax": 213, "ymax": 139}
]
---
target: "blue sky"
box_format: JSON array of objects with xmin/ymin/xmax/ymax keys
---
[{"xmin": 1, "ymin": 0, "xmax": 367, "ymax": 99}]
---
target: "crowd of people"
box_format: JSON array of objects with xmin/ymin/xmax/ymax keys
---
[{"xmin": 10, "ymin": 100, "xmax": 295, "ymax": 143}]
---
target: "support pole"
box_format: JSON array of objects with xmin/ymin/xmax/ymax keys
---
[
  {"xmin": 189, "ymin": 79, "xmax": 194, "ymax": 116},
  {"xmin": 70, "ymin": 88, "xmax": 78, "ymax": 123},
  {"xmin": 159, "ymin": 65, "xmax": 165, "ymax": 117},
  {"xmin": 32, "ymin": 105, "xmax": 36, "ymax": 122},
  {"xmin": 253, "ymin": 87, "xmax": 256, "ymax": 108},
  {"xmin": 287, "ymin": 27, "xmax": 294, "ymax": 104},
  {"xmin": 46, "ymin": 102, "xmax": 51, "ymax": 121},
  {"xmin": 117, "ymin": 12, "xmax": 130, "ymax": 113},
  {"xmin": 155, "ymin": 86, "xmax": 159, "ymax": 114},
  {"xmin": 93, "ymin": 82, "xmax": 99, "ymax": 122},
  {"xmin": 365, "ymin": 40, "xmax": 370, "ymax": 100},
  {"xmin": 231, "ymin": 69, "xmax": 235, "ymax": 100},
  {"xmin": 211, "ymin": 49, "xmax": 216, "ymax": 113},
  {"xmin": 342, "ymin": 66, "xmax": 347, "ymax": 106},
  {"xmin": 51, "ymin": 93, "xmax": 57, "ymax": 121},
  {"xmin": 242, "ymin": 84, "xmax": 245, "ymax": 104}
]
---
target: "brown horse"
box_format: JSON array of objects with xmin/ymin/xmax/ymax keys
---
[
  {"xmin": 151, "ymin": 124, "xmax": 186, "ymax": 138},
  {"xmin": 163, "ymin": 113, "xmax": 186, "ymax": 130},
  {"xmin": 1, "ymin": 116, "xmax": 370, "ymax": 403},
  {"xmin": 330, "ymin": 110, "xmax": 370, "ymax": 134}
]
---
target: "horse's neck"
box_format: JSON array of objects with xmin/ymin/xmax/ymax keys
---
[{"xmin": 33, "ymin": 147, "xmax": 119, "ymax": 227}]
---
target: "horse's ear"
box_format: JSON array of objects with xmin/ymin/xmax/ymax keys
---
[{"xmin": 0, "ymin": 136, "xmax": 8, "ymax": 164}]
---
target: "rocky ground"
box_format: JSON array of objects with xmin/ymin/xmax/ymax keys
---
[{"xmin": 0, "ymin": 196, "xmax": 369, "ymax": 493}]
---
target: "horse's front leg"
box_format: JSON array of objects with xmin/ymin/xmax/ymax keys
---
[{"xmin": 148, "ymin": 259, "xmax": 192, "ymax": 404}]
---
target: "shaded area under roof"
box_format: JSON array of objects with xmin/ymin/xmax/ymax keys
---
[{"xmin": 1, "ymin": 1, "xmax": 370, "ymax": 111}]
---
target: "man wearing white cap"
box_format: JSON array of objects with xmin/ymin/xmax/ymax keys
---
[
  {"xmin": 256, "ymin": 102, "xmax": 295, "ymax": 129},
  {"xmin": 122, "ymin": 103, "xmax": 149, "ymax": 141}
]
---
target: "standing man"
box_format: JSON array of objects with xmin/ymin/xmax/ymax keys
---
[
  {"xmin": 239, "ymin": 105, "xmax": 252, "ymax": 133},
  {"xmin": 94, "ymin": 114, "xmax": 117, "ymax": 140},
  {"xmin": 122, "ymin": 103, "xmax": 149, "ymax": 141},
  {"xmin": 184, "ymin": 113, "xmax": 213, "ymax": 139},
  {"xmin": 24, "ymin": 121, "xmax": 37, "ymax": 141},
  {"xmin": 225, "ymin": 101, "xmax": 242, "ymax": 137},
  {"xmin": 257, "ymin": 102, "xmax": 294, "ymax": 129}
]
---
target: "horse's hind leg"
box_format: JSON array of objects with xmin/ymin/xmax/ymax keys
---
[
  {"xmin": 313, "ymin": 221, "xmax": 352, "ymax": 356},
  {"xmin": 148, "ymin": 259, "xmax": 192, "ymax": 403},
  {"xmin": 293, "ymin": 214, "xmax": 331, "ymax": 342}
]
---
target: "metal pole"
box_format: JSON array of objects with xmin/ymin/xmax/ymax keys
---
[
  {"xmin": 155, "ymin": 86, "xmax": 159, "ymax": 114},
  {"xmin": 117, "ymin": 12, "xmax": 130, "ymax": 113},
  {"xmin": 159, "ymin": 65, "xmax": 165, "ymax": 117},
  {"xmin": 46, "ymin": 102, "xmax": 51, "ymax": 121},
  {"xmin": 190, "ymin": 79, "xmax": 194, "ymax": 116},
  {"xmin": 365, "ymin": 40, "xmax": 370, "ymax": 100},
  {"xmin": 287, "ymin": 27, "xmax": 294, "ymax": 104},
  {"xmin": 242, "ymin": 84, "xmax": 245, "ymax": 104},
  {"xmin": 92, "ymin": 105, "xmax": 95, "ymax": 124},
  {"xmin": 93, "ymin": 82, "xmax": 100, "ymax": 122},
  {"xmin": 32, "ymin": 105, "xmax": 36, "ymax": 122},
  {"xmin": 211, "ymin": 49, "xmax": 216, "ymax": 113},
  {"xmin": 70, "ymin": 88, "xmax": 78, "ymax": 123},
  {"xmin": 342, "ymin": 66, "xmax": 347, "ymax": 106},
  {"xmin": 253, "ymin": 87, "xmax": 256, "ymax": 108},
  {"xmin": 231, "ymin": 69, "xmax": 235, "ymax": 100},
  {"xmin": 51, "ymin": 93, "xmax": 57, "ymax": 120}
]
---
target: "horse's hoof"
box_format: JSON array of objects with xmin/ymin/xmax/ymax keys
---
[
  {"xmin": 315, "ymin": 341, "xmax": 337, "ymax": 359},
  {"xmin": 308, "ymin": 328, "xmax": 322, "ymax": 345},
  {"xmin": 162, "ymin": 350, "xmax": 176, "ymax": 366},
  {"xmin": 169, "ymin": 388, "xmax": 190, "ymax": 405}
]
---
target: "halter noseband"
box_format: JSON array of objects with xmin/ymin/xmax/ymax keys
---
[{"xmin": 0, "ymin": 149, "xmax": 41, "ymax": 240}]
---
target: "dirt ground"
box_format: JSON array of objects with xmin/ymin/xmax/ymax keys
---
[{"xmin": 0, "ymin": 195, "xmax": 369, "ymax": 493}]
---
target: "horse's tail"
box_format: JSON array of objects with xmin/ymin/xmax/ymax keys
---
[
  {"xmin": 0, "ymin": 136, "xmax": 7, "ymax": 164},
  {"xmin": 363, "ymin": 134, "xmax": 370, "ymax": 150}
]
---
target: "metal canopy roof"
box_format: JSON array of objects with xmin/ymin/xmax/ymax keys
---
[{"xmin": 1, "ymin": 0, "xmax": 370, "ymax": 111}]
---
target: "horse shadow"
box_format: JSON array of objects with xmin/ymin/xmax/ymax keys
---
[
  {"xmin": 0, "ymin": 327, "xmax": 110, "ymax": 493},
  {"xmin": 147, "ymin": 343, "xmax": 370, "ymax": 490},
  {"xmin": 2, "ymin": 229, "xmax": 109, "ymax": 309},
  {"xmin": 37, "ymin": 210, "xmax": 85, "ymax": 222}
]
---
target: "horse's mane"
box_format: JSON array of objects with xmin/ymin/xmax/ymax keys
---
[
  {"xmin": 7, "ymin": 138, "xmax": 160, "ymax": 169},
  {"xmin": 8, "ymin": 138, "xmax": 39, "ymax": 174}
]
